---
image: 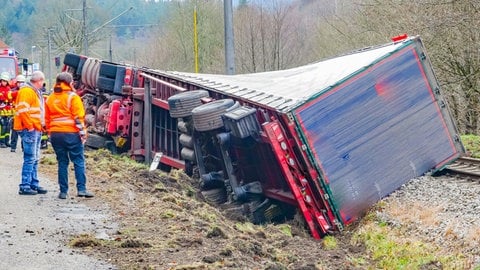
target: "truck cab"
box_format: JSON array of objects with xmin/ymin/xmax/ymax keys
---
[{"xmin": 0, "ymin": 48, "xmax": 19, "ymax": 80}]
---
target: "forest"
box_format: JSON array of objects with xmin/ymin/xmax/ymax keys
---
[{"xmin": 1, "ymin": 0, "xmax": 479, "ymax": 134}]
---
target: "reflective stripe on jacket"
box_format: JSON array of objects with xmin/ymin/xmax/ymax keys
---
[
  {"xmin": 45, "ymin": 82, "xmax": 86, "ymax": 134},
  {"xmin": 13, "ymin": 84, "xmax": 43, "ymax": 131}
]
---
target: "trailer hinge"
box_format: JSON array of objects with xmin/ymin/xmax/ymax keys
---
[
  {"xmin": 287, "ymin": 113, "xmax": 294, "ymax": 122},
  {"xmin": 420, "ymin": 52, "xmax": 426, "ymax": 61},
  {"xmin": 301, "ymin": 144, "xmax": 307, "ymax": 151},
  {"xmin": 333, "ymin": 219, "xmax": 344, "ymax": 231},
  {"xmin": 323, "ymin": 193, "xmax": 329, "ymax": 200}
]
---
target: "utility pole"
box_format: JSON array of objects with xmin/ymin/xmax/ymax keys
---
[
  {"xmin": 109, "ymin": 35, "xmax": 112, "ymax": 62},
  {"xmin": 47, "ymin": 28, "xmax": 53, "ymax": 90},
  {"xmin": 193, "ymin": 5, "xmax": 199, "ymax": 73},
  {"xmin": 224, "ymin": 0, "xmax": 235, "ymax": 75},
  {"xmin": 83, "ymin": 0, "xmax": 88, "ymax": 55}
]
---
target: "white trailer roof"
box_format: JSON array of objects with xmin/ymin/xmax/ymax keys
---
[{"xmin": 164, "ymin": 37, "xmax": 413, "ymax": 112}]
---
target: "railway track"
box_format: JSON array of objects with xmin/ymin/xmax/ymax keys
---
[{"xmin": 441, "ymin": 156, "xmax": 480, "ymax": 182}]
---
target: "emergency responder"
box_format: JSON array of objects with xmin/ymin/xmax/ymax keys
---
[
  {"xmin": 9, "ymin": 74, "xmax": 25, "ymax": 152},
  {"xmin": 14, "ymin": 70, "xmax": 48, "ymax": 195},
  {"xmin": 45, "ymin": 72, "xmax": 94, "ymax": 199},
  {"xmin": 0, "ymin": 72, "xmax": 13, "ymax": 148}
]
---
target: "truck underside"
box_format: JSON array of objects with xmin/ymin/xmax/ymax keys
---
[{"xmin": 62, "ymin": 35, "xmax": 464, "ymax": 239}]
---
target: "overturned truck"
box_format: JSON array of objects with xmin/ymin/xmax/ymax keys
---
[{"xmin": 63, "ymin": 35, "xmax": 464, "ymax": 239}]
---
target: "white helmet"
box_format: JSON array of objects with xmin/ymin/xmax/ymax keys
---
[
  {"xmin": 16, "ymin": 74, "xmax": 26, "ymax": 83},
  {"xmin": 0, "ymin": 72, "xmax": 10, "ymax": 82}
]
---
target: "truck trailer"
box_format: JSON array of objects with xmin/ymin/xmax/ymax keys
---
[{"xmin": 62, "ymin": 35, "xmax": 464, "ymax": 238}]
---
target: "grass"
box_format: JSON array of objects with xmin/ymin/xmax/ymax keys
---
[
  {"xmin": 352, "ymin": 212, "xmax": 470, "ymax": 269},
  {"xmin": 461, "ymin": 134, "xmax": 480, "ymax": 157},
  {"xmin": 342, "ymin": 134, "xmax": 480, "ymax": 269},
  {"xmin": 48, "ymin": 135, "xmax": 480, "ymax": 269}
]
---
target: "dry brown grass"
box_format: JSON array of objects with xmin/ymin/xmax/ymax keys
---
[
  {"xmin": 383, "ymin": 200, "xmax": 443, "ymax": 227},
  {"xmin": 467, "ymin": 226, "xmax": 480, "ymax": 242}
]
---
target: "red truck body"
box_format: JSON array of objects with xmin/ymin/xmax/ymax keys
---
[{"xmin": 62, "ymin": 35, "xmax": 464, "ymax": 238}]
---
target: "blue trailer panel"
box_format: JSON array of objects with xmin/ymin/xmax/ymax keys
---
[{"xmin": 294, "ymin": 40, "xmax": 462, "ymax": 225}]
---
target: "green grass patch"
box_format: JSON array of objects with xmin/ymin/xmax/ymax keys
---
[
  {"xmin": 353, "ymin": 225, "xmax": 439, "ymax": 269},
  {"xmin": 322, "ymin": 235, "xmax": 337, "ymax": 250},
  {"xmin": 461, "ymin": 134, "xmax": 480, "ymax": 158}
]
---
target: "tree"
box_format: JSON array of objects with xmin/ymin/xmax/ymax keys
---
[
  {"xmin": 141, "ymin": 0, "xmax": 225, "ymax": 73},
  {"xmin": 234, "ymin": 0, "xmax": 312, "ymax": 73},
  {"xmin": 349, "ymin": 0, "xmax": 480, "ymax": 134},
  {"xmin": 0, "ymin": 24, "xmax": 12, "ymax": 46}
]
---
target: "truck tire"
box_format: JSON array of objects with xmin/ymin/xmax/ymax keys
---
[
  {"xmin": 180, "ymin": 147, "xmax": 196, "ymax": 161},
  {"xmin": 201, "ymin": 188, "xmax": 227, "ymax": 205},
  {"xmin": 168, "ymin": 90, "xmax": 210, "ymax": 118},
  {"xmin": 179, "ymin": 134, "xmax": 194, "ymax": 148},
  {"xmin": 191, "ymin": 99, "xmax": 238, "ymax": 132},
  {"xmin": 85, "ymin": 133, "xmax": 108, "ymax": 149}
]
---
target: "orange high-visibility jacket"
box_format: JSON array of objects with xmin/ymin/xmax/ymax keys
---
[
  {"xmin": 13, "ymin": 84, "xmax": 43, "ymax": 131},
  {"xmin": 45, "ymin": 82, "xmax": 86, "ymax": 134}
]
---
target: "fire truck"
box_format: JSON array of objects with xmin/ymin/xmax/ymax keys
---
[
  {"xmin": 0, "ymin": 41, "xmax": 19, "ymax": 81},
  {"xmin": 62, "ymin": 35, "xmax": 464, "ymax": 239}
]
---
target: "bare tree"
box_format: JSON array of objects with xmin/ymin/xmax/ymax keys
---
[
  {"xmin": 140, "ymin": 1, "xmax": 225, "ymax": 73},
  {"xmin": 31, "ymin": 0, "xmax": 109, "ymax": 55},
  {"xmin": 347, "ymin": 0, "xmax": 480, "ymax": 134},
  {"xmin": 234, "ymin": 0, "xmax": 311, "ymax": 73}
]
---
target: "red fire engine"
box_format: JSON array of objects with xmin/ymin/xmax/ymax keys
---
[{"xmin": 0, "ymin": 40, "xmax": 19, "ymax": 82}]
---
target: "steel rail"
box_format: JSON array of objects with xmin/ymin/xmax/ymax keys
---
[{"xmin": 443, "ymin": 156, "xmax": 480, "ymax": 182}]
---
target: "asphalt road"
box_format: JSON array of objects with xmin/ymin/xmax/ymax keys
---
[{"xmin": 0, "ymin": 147, "xmax": 117, "ymax": 270}]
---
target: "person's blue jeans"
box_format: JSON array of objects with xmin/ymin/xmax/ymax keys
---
[
  {"xmin": 10, "ymin": 118, "xmax": 19, "ymax": 150},
  {"xmin": 49, "ymin": 132, "xmax": 87, "ymax": 193},
  {"xmin": 19, "ymin": 130, "xmax": 42, "ymax": 190}
]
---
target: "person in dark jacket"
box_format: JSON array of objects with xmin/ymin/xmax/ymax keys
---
[{"xmin": 45, "ymin": 72, "xmax": 94, "ymax": 199}]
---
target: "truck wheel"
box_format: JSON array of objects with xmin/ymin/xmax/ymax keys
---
[
  {"xmin": 191, "ymin": 99, "xmax": 238, "ymax": 132},
  {"xmin": 168, "ymin": 90, "xmax": 210, "ymax": 118},
  {"xmin": 179, "ymin": 134, "xmax": 194, "ymax": 148},
  {"xmin": 180, "ymin": 147, "xmax": 196, "ymax": 161},
  {"xmin": 201, "ymin": 188, "xmax": 227, "ymax": 205},
  {"xmin": 85, "ymin": 133, "xmax": 108, "ymax": 149}
]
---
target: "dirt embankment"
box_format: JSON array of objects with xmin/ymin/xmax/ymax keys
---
[
  {"xmin": 4, "ymin": 147, "xmax": 480, "ymax": 269},
  {"xmin": 38, "ymin": 149, "xmax": 366, "ymax": 269}
]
